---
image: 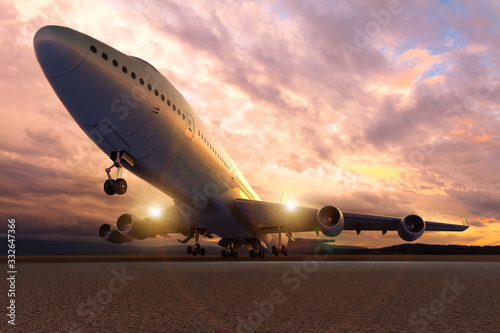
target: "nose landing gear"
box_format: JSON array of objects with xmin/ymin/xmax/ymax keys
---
[{"xmin": 104, "ymin": 151, "xmax": 133, "ymax": 196}]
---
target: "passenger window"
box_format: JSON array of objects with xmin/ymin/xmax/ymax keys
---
[
  {"xmin": 140, "ymin": 78, "xmax": 144, "ymax": 85},
  {"xmin": 161, "ymin": 95, "xmax": 165, "ymax": 101},
  {"xmin": 122, "ymin": 66, "xmax": 127, "ymax": 73},
  {"xmin": 173, "ymin": 104, "xmax": 176, "ymax": 111},
  {"xmin": 147, "ymin": 84, "xmax": 152, "ymax": 91},
  {"xmin": 131, "ymin": 72, "xmax": 136, "ymax": 79},
  {"xmin": 102, "ymin": 53, "xmax": 108, "ymax": 60},
  {"xmin": 90, "ymin": 45, "xmax": 97, "ymax": 53},
  {"xmin": 112, "ymin": 59, "xmax": 118, "ymax": 67},
  {"xmin": 167, "ymin": 100, "xmax": 171, "ymax": 106},
  {"xmin": 154, "ymin": 89, "xmax": 158, "ymax": 96},
  {"xmin": 182, "ymin": 113, "xmax": 185, "ymax": 120}
]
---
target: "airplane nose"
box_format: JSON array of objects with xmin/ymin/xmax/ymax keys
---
[{"xmin": 34, "ymin": 26, "xmax": 86, "ymax": 78}]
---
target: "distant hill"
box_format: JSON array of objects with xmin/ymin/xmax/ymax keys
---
[
  {"xmin": 314, "ymin": 243, "xmax": 500, "ymax": 255},
  {"xmin": 376, "ymin": 243, "xmax": 500, "ymax": 255}
]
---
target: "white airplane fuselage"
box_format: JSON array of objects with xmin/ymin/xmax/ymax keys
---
[
  {"xmin": 34, "ymin": 26, "xmax": 469, "ymax": 255},
  {"xmin": 34, "ymin": 26, "xmax": 270, "ymax": 244}
]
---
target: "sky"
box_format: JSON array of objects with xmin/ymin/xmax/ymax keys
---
[{"xmin": 1, "ymin": 0, "xmax": 499, "ymax": 249}]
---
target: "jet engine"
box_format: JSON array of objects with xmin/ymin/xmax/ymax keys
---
[
  {"xmin": 317, "ymin": 205, "xmax": 344, "ymax": 237},
  {"xmin": 116, "ymin": 213, "xmax": 156, "ymax": 240},
  {"xmin": 98, "ymin": 223, "xmax": 133, "ymax": 244},
  {"xmin": 398, "ymin": 214, "xmax": 425, "ymax": 241}
]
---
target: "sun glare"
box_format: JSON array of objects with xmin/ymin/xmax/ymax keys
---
[{"xmin": 150, "ymin": 206, "xmax": 162, "ymax": 218}]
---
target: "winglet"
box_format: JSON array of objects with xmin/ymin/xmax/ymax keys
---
[
  {"xmin": 280, "ymin": 190, "xmax": 287, "ymax": 204},
  {"xmin": 463, "ymin": 218, "xmax": 470, "ymax": 226}
]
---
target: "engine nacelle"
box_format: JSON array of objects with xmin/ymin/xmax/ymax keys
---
[
  {"xmin": 398, "ymin": 214, "xmax": 425, "ymax": 242},
  {"xmin": 317, "ymin": 205, "xmax": 344, "ymax": 237},
  {"xmin": 116, "ymin": 213, "xmax": 156, "ymax": 240},
  {"xmin": 98, "ymin": 223, "xmax": 133, "ymax": 244}
]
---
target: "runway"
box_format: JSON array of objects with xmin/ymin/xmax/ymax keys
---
[{"xmin": 8, "ymin": 257, "xmax": 500, "ymax": 332}]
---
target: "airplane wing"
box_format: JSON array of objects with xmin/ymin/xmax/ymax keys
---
[{"xmin": 234, "ymin": 199, "xmax": 469, "ymax": 241}]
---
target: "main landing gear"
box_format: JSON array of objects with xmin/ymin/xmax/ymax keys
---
[
  {"xmin": 218, "ymin": 239, "xmax": 242, "ymax": 259},
  {"xmin": 178, "ymin": 228, "xmax": 210, "ymax": 256},
  {"xmin": 270, "ymin": 226, "xmax": 289, "ymax": 256},
  {"xmin": 221, "ymin": 248, "xmax": 238, "ymax": 259},
  {"xmin": 104, "ymin": 152, "xmax": 128, "ymax": 195},
  {"xmin": 272, "ymin": 245, "xmax": 288, "ymax": 256},
  {"xmin": 187, "ymin": 244, "xmax": 206, "ymax": 257},
  {"xmin": 249, "ymin": 248, "xmax": 266, "ymax": 259}
]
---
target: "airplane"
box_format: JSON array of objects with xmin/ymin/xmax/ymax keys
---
[{"xmin": 33, "ymin": 25, "xmax": 469, "ymax": 258}]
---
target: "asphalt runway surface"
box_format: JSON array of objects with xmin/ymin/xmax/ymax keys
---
[{"xmin": 4, "ymin": 256, "xmax": 500, "ymax": 332}]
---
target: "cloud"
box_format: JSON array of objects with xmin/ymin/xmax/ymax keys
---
[
  {"xmin": 469, "ymin": 221, "xmax": 486, "ymax": 228},
  {"xmin": 445, "ymin": 188, "xmax": 500, "ymax": 218}
]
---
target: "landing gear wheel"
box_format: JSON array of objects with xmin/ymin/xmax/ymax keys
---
[
  {"xmin": 104, "ymin": 179, "xmax": 115, "ymax": 195},
  {"xmin": 200, "ymin": 248, "xmax": 206, "ymax": 256},
  {"xmin": 104, "ymin": 152, "xmax": 132, "ymax": 196},
  {"xmin": 113, "ymin": 178, "xmax": 127, "ymax": 195},
  {"xmin": 187, "ymin": 246, "xmax": 192, "ymax": 254},
  {"xmin": 222, "ymin": 250, "xmax": 227, "ymax": 258},
  {"xmin": 249, "ymin": 250, "xmax": 256, "ymax": 259},
  {"xmin": 233, "ymin": 251, "xmax": 238, "ymax": 259}
]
